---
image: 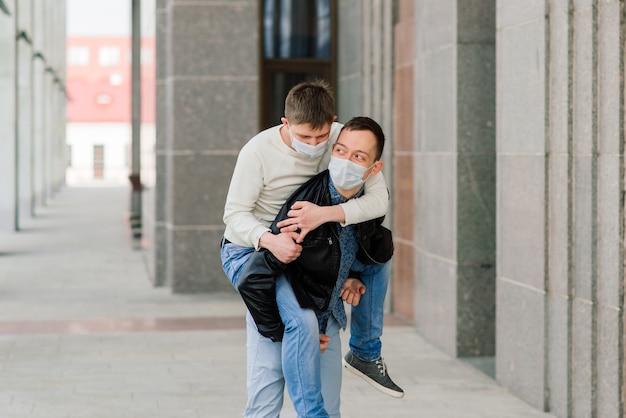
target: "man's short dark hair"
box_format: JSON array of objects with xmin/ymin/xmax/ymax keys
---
[
  {"xmin": 284, "ymin": 80, "xmax": 336, "ymax": 129},
  {"xmin": 341, "ymin": 116, "xmax": 385, "ymax": 160}
]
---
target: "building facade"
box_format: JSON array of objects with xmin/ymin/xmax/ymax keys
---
[
  {"xmin": 1, "ymin": 0, "xmax": 623, "ymax": 417},
  {"xmin": 64, "ymin": 0, "xmax": 156, "ymax": 187},
  {"xmin": 150, "ymin": 1, "xmax": 625, "ymax": 417},
  {"xmin": 65, "ymin": 35, "xmax": 156, "ymax": 186}
]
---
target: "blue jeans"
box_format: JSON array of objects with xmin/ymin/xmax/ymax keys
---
[
  {"xmin": 346, "ymin": 258, "xmax": 391, "ymax": 362},
  {"xmin": 221, "ymin": 241, "xmax": 340, "ymax": 417},
  {"xmin": 221, "ymin": 241, "xmax": 389, "ymax": 416}
]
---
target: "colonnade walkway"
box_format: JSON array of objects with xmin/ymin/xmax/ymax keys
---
[{"xmin": 0, "ymin": 186, "xmax": 555, "ymax": 418}]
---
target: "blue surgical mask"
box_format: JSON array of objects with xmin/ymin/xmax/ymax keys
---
[
  {"xmin": 328, "ymin": 156, "xmax": 374, "ymax": 190},
  {"xmin": 289, "ymin": 130, "xmax": 328, "ymax": 159}
]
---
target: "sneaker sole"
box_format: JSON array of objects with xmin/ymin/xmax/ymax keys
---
[{"xmin": 342, "ymin": 359, "xmax": 405, "ymax": 399}]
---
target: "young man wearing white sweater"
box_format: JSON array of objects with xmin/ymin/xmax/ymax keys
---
[{"xmin": 220, "ymin": 80, "xmax": 403, "ymax": 418}]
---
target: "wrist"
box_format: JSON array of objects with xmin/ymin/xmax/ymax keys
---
[
  {"xmin": 324, "ymin": 205, "xmax": 346, "ymax": 223},
  {"xmin": 258, "ymin": 230, "xmax": 273, "ymax": 250}
]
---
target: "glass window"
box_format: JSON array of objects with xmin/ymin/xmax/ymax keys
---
[
  {"xmin": 141, "ymin": 47, "xmax": 153, "ymax": 65},
  {"xmin": 263, "ymin": 0, "xmax": 331, "ymax": 59},
  {"xmin": 67, "ymin": 46, "xmax": 90, "ymax": 66},
  {"xmin": 98, "ymin": 46, "xmax": 120, "ymax": 67},
  {"xmin": 260, "ymin": 0, "xmax": 336, "ymax": 129}
]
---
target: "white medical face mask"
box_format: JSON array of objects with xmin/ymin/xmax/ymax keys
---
[
  {"xmin": 328, "ymin": 156, "xmax": 373, "ymax": 190},
  {"xmin": 289, "ymin": 130, "xmax": 328, "ymax": 158}
]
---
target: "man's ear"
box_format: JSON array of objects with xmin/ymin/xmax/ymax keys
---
[
  {"xmin": 370, "ymin": 160, "xmax": 384, "ymax": 176},
  {"xmin": 280, "ymin": 117, "xmax": 288, "ymax": 126}
]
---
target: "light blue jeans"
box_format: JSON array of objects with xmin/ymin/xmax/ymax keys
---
[
  {"xmin": 346, "ymin": 258, "xmax": 391, "ymax": 362},
  {"xmin": 221, "ymin": 240, "xmax": 389, "ymax": 417}
]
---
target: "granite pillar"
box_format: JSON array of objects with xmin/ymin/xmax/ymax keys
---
[
  {"xmin": 27, "ymin": 0, "xmax": 65, "ymax": 211},
  {"xmin": 496, "ymin": 1, "xmax": 624, "ymax": 415},
  {"xmin": 31, "ymin": 2, "xmax": 45, "ymax": 207},
  {"xmin": 414, "ymin": 0, "xmax": 496, "ymax": 358},
  {"xmin": 156, "ymin": 0, "xmax": 259, "ymax": 293},
  {"xmin": 546, "ymin": 1, "xmax": 572, "ymax": 415},
  {"xmin": 496, "ymin": 0, "xmax": 548, "ymax": 410},
  {"xmin": 149, "ymin": 0, "xmax": 169, "ymax": 286},
  {"xmin": 16, "ymin": 0, "xmax": 34, "ymax": 220},
  {"xmin": 0, "ymin": 0, "xmax": 17, "ymax": 231},
  {"xmin": 392, "ymin": 0, "xmax": 416, "ymax": 321},
  {"xmin": 591, "ymin": 1, "xmax": 623, "ymax": 417},
  {"xmin": 571, "ymin": 2, "xmax": 596, "ymax": 415}
]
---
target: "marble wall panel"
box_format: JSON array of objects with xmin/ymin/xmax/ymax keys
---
[
  {"xmin": 457, "ymin": 153, "xmax": 496, "ymax": 264},
  {"xmin": 457, "ymin": 0, "xmax": 496, "ymax": 43},
  {"xmin": 596, "ymin": 305, "xmax": 622, "ymax": 418},
  {"xmin": 457, "ymin": 263, "xmax": 495, "ymax": 356},
  {"xmin": 497, "ymin": 155, "xmax": 546, "ymax": 290},
  {"xmin": 548, "ymin": 154, "xmax": 570, "ymax": 296},
  {"xmin": 497, "ymin": 20, "xmax": 546, "ymax": 154},
  {"xmin": 170, "ymin": 3, "xmax": 257, "ymax": 77},
  {"xmin": 548, "ymin": 293, "xmax": 571, "ymax": 417},
  {"xmin": 170, "ymin": 229, "xmax": 233, "ymax": 293},
  {"xmin": 496, "ymin": 0, "xmax": 546, "ymax": 29},
  {"xmin": 596, "ymin": 155, "xmax": 621, "ymax": 307},
  {"xmin": 415, "ymin": 0, "xmax": 456, "ymax": 55},
  {"xmin": 170, "ymin": 154, "xmax": 236, "ymax": 226},
  {"xmin": 457, "ymin": 45, "xmax": 495, "ymax": 154},
  {"xmin": 496, "ymin": 277, "xmax": 546, "ymax": 410},
  {"xmin": 572, "ymin": 155, "xmax": 593, "ymax": 301},
  {"xmin": 416, "ymin": 154, "xmax": 456, "ymax": 260},
  {"xmin": 417, "ymin": 46, "xmax": 456, "ymax": 153},
  {"xmin": 170, "ymin": 80, "xmax": 258, "ymax": 152},
  {"xmin": 571, "ymin": 299, "xmax": 593, "ymax": 418},
  {"xmin": 416, "ymin": 250, "xmax": 457, "ymax": 355}
]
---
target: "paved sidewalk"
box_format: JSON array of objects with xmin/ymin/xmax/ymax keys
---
[{"xmin": 0, "ymin": 187, "xmax": 555, "ymax": 418}]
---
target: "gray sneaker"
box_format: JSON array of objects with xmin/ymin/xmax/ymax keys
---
[{"xmin": 343, "ymin": 351, "xmax": 405, "ymax": 398}]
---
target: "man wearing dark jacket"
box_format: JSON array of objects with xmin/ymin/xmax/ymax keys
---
[
  {"xmin": 222, "ymin": 81, "xmax": 401, "ymax": 418},
  {"xmin": 237, "ymin": 117, "xmax": 403, "ymax": 415}
]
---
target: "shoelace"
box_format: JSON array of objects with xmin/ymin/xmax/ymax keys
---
[{"xmin": 375, "ymin": 358, "xmax": 387, "ymax": 376}]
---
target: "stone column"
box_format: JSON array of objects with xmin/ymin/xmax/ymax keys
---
[
  {"xmin": 495, "ymin": 0, "xmax": 548, "ymax": 409},
  {"xmin": 50, "ymin": 0, "xmax": 66, "ymax": 193},
  {"xmin": 546, "ymin": 0, "xmax": 571, "ymax": 415},
  {"xmin": 16, "ymin": 0, "xmax": 34, "ymax": 220},
  {"xmin": 32, "ymin": 2, "xmax": 45, "ymax": 207},
  {"xmin": 149, "ymin": 0, "xmax": 169, "ymax": 286},
  {"xmin": 156, "ymin": 0, "xmax": 259, "ymax": 292},
  {"xmin": 0, "ymin": 0, "xmax": 17, "ymax": 231},
  {"xmin": 414, "ymin": 0, "xmax": 496, "ymax": 358},
  {"xmin": 497, "ymin": 1, "xmax": 625, "ymax": 415},
  {"xmin": 594, "ymin": 3, "xmax": 623, "ymax": 417},
  {"xmin": 42, "ymin": 0, "xmax": 53, "ymax": 200},
  {"xmin": 392, "ymin": 0, "xmax": 416, "ymax": 321}
]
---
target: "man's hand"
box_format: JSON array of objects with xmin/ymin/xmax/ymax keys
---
[
  {"xmin": 276, "ymin": 201, "xmax": 345, "ymax": 243},
  {"xmin": 340, "ymin": 278, "xmax": 366, "ymax": 306},
  {"xmin": 319, "ymin": 334, "xmax": 331, "ymax": 353},
  {"xmin": 258, "ymin": 231, "xmax": 302, "ymax": 264}
]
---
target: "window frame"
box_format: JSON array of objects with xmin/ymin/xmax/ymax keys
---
[
  {"xmin": 258, "ymin": 0, "xmax": 337, "ymax": 130},
  {"xmin": 98, "ymin": 46, "xmax": 121, "ymax": 67},
  {"xmin": 67, "ymin": 46, "xmax": 90, "ymax": 66}
]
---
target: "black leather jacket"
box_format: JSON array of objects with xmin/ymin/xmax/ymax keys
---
[{"xmin": 237, "ymin": 170, "xmax": 394, "ymax": 342}]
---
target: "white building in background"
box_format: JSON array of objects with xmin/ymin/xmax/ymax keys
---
[
  {"xmin": 66, "ymin": 123, "xmax": 155, "ymax": 187},
  {"xmin": 65, "ymin": 0, "xmax": 155, "ymax": 188}
]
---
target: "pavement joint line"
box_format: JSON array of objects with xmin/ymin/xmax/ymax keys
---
[{"xmin": 0, "ymin": 314, "xmax": 411, "ymax": 336}]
